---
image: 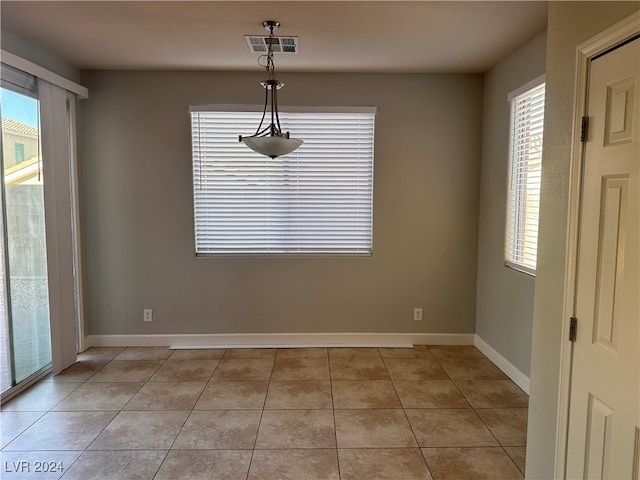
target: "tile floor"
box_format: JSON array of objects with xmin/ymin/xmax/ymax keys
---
[{"xmin": 0, "ymin": 345, "xmax": 528, "ymax": 479}]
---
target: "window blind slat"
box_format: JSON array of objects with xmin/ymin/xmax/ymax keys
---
[{"xmin": 191, "ymin": 109, "xmax": 375, "ymax": 255}]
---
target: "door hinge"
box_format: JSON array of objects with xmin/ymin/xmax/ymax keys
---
[
  {"xmin": 569, "ymin": 317, "xmax": 578, "ymax": 342},
  {"xmin": 580, "ymin": 116, "xmax": 589, "ymax": 142}
]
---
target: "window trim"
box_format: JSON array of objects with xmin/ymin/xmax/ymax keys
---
[
  {"xmin": 190, "ymin": 105, "xmax": 376, "ymax": 257},
  {"xmin": 505, "ymin": 75, "xmax": 545, "ymax": 276},
  {"xmin": 507, "ymin": 74, "xmax": 545, "ymax": 103}
]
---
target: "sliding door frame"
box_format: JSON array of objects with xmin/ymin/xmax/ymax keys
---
[
  {"xmin": 0, "ymin": 52, "xmax": 87, "ymax": 402},
  {"xmin": 0, "ymin": 77, "xmax": 53, "ymax": 401}
]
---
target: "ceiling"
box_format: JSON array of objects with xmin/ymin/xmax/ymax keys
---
[{"xmin": 0, "ymin": 1, "xmax": 548, "ymax": 74}]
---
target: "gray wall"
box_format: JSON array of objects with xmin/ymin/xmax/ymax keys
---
[
  {"xmin": 475, "ymin": 30, "xmax": 547, "ymax": 378},
  {"xmin": 526, "ymin": 2, "xmax": 640, "ymax": 478},
  {"xmin": 80, "ymin": 71, "xmax": 484, "ymax": 335}
]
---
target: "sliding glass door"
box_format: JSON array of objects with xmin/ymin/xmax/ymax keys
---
[{"xmin": 0, "ymin": 71, "xmax": 52, "ymax": 395}]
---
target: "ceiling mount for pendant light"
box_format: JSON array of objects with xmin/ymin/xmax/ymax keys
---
[{"xmin": 239, "ymin": 21, "xmax": 303, "ymax": 159}]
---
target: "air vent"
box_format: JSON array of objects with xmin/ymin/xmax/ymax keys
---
[{"xmin": 245, "ymin": 35, "xmax": 299, "ymax": 54}]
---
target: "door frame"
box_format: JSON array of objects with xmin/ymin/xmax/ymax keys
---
[
  {"xmin": 0, "ymin": 52, "xmax": 87, "ymax": 383},
  {"xmin": 555, "ymin": 11, "xmax": 640, "ymax": 479}
]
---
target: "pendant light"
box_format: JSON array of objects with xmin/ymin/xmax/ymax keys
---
[{"xmin": 239, "ymin": 21, "xmax": 303, "ymax": 159}]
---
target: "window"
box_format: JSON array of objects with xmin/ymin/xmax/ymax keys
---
[
  {"xmin": 190, "ymin": 106, "xmax": 375, "ymax": 255},
  {"xmin": 1, "ymin": 64, "xmax": 51, "ymax": 396},
  {"xmin": 505, "ymin": 77, "xmax": 545, "ymax": 275},
  {"xmin": 14, "ymin": 143, "xmax": 25, "ymax": 164}
]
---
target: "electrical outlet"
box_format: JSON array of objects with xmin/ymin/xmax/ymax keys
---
[
  {"xmin": 413, "ymin": 308, "xmax": 423, "ymax": 321},
  {"xmin": 143, "ymin": 309, "xmax": 153, "ymax": 322}
]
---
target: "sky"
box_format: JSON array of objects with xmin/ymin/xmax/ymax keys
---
[{"xmin": 1, "ymin": 88, "xmax": 39, "ymax": 129}]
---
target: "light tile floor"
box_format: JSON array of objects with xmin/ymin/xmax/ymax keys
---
[{"xmin": 0, "ymin": 345, "xmax": 528, "ymax": 479}]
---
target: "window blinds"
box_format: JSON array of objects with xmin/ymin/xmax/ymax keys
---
[
  {"xmin": 190, "ymin": 108, "xmax": 375, "ymax": 255},
  {"xmin": 1, "ymin": 63, "xmax": 38, "ymax": 98},
  {"xmin": 505, "ymin": 83, "xmax": 545, "ymax": 275}
]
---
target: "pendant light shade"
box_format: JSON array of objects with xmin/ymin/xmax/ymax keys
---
[
  {"xmin": 239, "ymin": 21, "xmax": 303, "ymax": 158},
  {"xmin": 242, "ymin": 136, "xmax": 304, "ymax": 159}
]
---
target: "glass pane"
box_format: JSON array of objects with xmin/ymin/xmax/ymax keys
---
[{"xmin": 1, "ymin": 87, "xmax": 51, "ymax": 386}]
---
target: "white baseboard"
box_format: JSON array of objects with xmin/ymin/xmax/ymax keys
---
[
  {"xmin": 474, "ymin": 335, "xmax": 530, "ymax": 394},
  {"xmin": 85, "ymin": 332, "xmax": 475, "ymax": 349},
  {"xmin": 85, "ymin": 332, "xmax": 528, "ymax": 392}
]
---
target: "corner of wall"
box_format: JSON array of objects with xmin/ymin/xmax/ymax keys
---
[
  {"xmin": 474, "ymin": 29, "xmax": 547, "ymax": 379},
  {"xmin": 474, "ymin": 335, "xmax": 530, "ymax": 394}
]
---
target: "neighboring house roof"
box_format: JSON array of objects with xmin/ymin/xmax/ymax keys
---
[{"xmin": 2, "ymin": 117, "xmax": 38, "ymax": 137}]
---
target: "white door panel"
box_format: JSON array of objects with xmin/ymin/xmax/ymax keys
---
[{"xmin": 566, "ymin": 37, "xmax": 639, "ymax": 480}]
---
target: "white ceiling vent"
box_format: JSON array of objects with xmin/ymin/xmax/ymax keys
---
[{"xmin": 245, "ymin": 35, "xmax": 298, "ymax": 54}]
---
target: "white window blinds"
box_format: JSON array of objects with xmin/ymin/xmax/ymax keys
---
[
  {"xmin": 1, "ymin": 63, "xmax": 38, "ymax": 98},
  {"xmin": 505, "ymin": 81, "xmax": 545, "ymax": 275},
  {"xmin": 190, "ymin": 107, "xmax": 375, "ymax": 255}
]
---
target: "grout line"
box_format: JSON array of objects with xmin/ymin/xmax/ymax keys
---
[
  {"xmin": 327, "ymin": 350, "xmax": 341, "ymax": 479},
  {"xmin": 381, "ymin": 347, "xmax": 436, "ymax": 479},
  {"xmin": 245, "ymin": 353, "xmax": 276, "ymax": 480},
  {"xmin": 154, "ymin": 405, "xmax": 192, "ymax": 479},
  {"xmin": 433, "ymin": 351, "xmax": 528, "ymax": 477}
]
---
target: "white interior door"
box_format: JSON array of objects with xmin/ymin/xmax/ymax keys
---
[{"xmin": 565, "ymin": 36, "xmax": 639, "ymax": 480}]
